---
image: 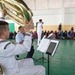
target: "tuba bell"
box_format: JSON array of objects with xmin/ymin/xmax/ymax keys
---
[{"xmin": 0, "ymin": 0, "xmax": 33, "ymax": 27}]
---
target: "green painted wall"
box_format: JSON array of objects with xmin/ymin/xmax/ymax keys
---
[{"xmin": 9, "ymin": 23, "xmax": 15, "ymax": 33}]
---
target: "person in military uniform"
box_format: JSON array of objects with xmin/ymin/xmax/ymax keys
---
[{"xmin": 0, "ymin": 20, "xmax": 46, "ymax": 75}]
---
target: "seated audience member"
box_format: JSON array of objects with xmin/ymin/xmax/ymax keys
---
[
  {"xmin": 0, "ymin": 20, "xmax": 46, "ymax": 75},
  {"xmin": 48, "ymin": 31, "xmax": 56, "ymax": 39},
  {"xmin": 15, "ymin": 26, "xmax": 34, "ymax": 58},
  {"xmin": 60, "ymin": 31, "xmax": 64, "ymax": 39},
  {"xmin": 69, "ymin": 30, "xmax": 74, "ymax": 39},
  {"xmin": 44, "ymin": 30, "xmax": 47, "ymax": 35},
  {"xmin": 33, "ymin": 31, "xmax": 38, "ymax": 39},
  {"xmin": 63, "ymin": 30, "xmax": 68, "ymax": 39},
  {"xmin": 54, "ymin": 31, "xmax": 58, "ymax": 39},
  {"xmin": 57, "ymin": 31, "xmax": 61, "ymax": 39}
]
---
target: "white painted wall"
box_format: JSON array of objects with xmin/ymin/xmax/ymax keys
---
[
  {"xmin": 24, "ymin": 0, "xmax": 75, "ymax": 26},
  {"xmin": 65, "ymin": 8, "xmax": 75, "ymax": 25},
  {"xmin": 32, "ymin": 7, "xmax": 75, "ymax": 26},
  {"xmin": 6, "ymin": 20, "xmax": 20, "ymax": 26},
  {"xmin": 33, "ymin": 9, "xmax": 62, "ymax": 26},
  {"xmin": 6, "ymin": 8, "xmax": 75, "ymax": 27}
]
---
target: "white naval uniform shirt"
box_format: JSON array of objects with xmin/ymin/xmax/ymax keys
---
[
  {"xmin": 37, "ymin": 22, "xmax": 42, "ymax": 33},
  {"xmin": 0, "ymin": 33, "xmax": 32, "ymax": 75}
]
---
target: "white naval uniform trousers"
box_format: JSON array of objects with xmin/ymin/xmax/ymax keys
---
[{"xmin": 37, "ymin": 22, "xmax": 42, "ymax": 46}]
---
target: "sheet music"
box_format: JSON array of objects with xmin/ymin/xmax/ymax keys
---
[
  {"xmin": 47, "ymin": 33, "xmax": 53, "ymax": 38},
  {"xmin": 37, "ymin": 38, "xmax": 50, "ymax": 53}
]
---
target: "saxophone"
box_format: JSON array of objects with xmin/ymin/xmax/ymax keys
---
[{"xmin": 0, "ymin": 0, "xmax": 33, "ymax": 26}]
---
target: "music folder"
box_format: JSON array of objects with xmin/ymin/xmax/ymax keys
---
[{"xmin": 37, "ymin": 37, "xmax": 59, "ymax": 56}]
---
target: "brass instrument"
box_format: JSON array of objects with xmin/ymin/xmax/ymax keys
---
[{"xmin": 0, "ymin": 0, "xmax": 33, "ymax": 26}]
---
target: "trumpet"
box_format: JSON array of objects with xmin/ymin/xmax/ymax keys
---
[{"xmin": 0, "ymin": 0, "xmax": 33, "ymax": 26}]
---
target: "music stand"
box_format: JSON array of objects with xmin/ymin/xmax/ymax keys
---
[
  {"xmin": 36, "ymin": 35, "xmax": 48, "ymax": 61},
  {"xmin": 36, "ymin": 52, "xmax": 48, "ymax": 61},
  {"xmin": 37, "ymin": 38, "xmax": 59, "ymax": 75}
]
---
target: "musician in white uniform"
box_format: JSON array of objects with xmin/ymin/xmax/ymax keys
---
[
  {"xmin": 0, "ymin": 20, "xmax": 46, "ymax": 75},
  {"xmin": 37, "ymin": 19, "xmax": 43, "ymax": 46}
]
